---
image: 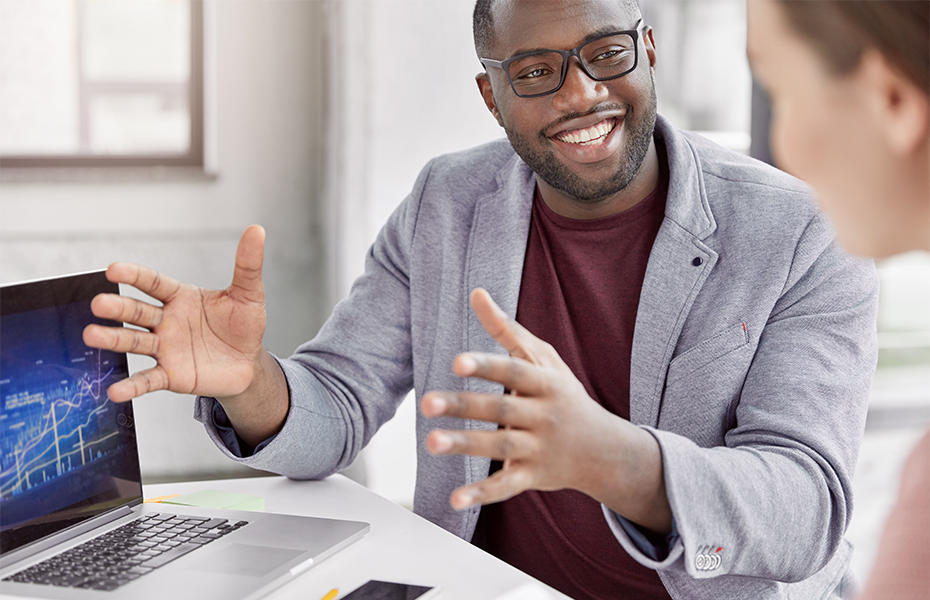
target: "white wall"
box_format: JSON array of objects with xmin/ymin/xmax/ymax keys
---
[
  {"xmin": 1, "ymin": 0, "xmax": 330, "ymax": 483},
  {"xmin": 325, "ymin": 0, "xmax": 504, "ymax": 300},
  {"xmin": 325, "ymin": 0, "xmax": 503, "ymax": 506}
]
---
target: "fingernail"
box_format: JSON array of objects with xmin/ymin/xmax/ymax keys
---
[
  {"xmin": 427, "ymin": 396, "xmax": 447, "ymax": 416},
  {"xmin": 457, "ymin": 355, "xmax": 477, "ymax": 374},
  {"xmin": 431, "ymin": 432, "xmax": 453, "ymax": 453},
  {"xmin": 454, "ymin": 491, "xmax": 476, "ymax": 510}
]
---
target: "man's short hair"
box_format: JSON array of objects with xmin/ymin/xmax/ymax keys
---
[
  {"xmin": 473, "ymin": 0, "xmax": 496, "ymax": 59},
  {"xmin": 473, "ymin": 0, "xmax": 641, "ymax": 59}
]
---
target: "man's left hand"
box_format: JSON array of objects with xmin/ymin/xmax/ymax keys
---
[{"xmin": 420, "ymin": 288, "xmax": 672, "ymax": 534}]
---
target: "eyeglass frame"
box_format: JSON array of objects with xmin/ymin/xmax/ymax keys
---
[{"xmin": 479, "ymin": 19, "xmax": 646, "ymax": 98}]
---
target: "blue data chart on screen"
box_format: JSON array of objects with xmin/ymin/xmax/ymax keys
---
[{"xmin": 0, "ymin": 301, "xmax": 132, "ymax": 517}]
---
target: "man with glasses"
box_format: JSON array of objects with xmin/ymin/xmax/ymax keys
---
[{"xmin": 84, "ymin": 0, "xmax": 877, "ymax": 598}]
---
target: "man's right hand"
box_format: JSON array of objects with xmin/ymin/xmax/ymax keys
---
[{"xmin": 83, "ymin": 225, "xmax": 269, "ymax": 404}]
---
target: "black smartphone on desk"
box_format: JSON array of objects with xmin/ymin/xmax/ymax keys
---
[{"xmin": 342, "ymin": 579, "xmax": 440, "ymax": 600}]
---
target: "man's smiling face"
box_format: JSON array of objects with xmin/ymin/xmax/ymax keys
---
[{"xmin": 477, "ymin": 0, "xmax": 658, "ymax": 210}]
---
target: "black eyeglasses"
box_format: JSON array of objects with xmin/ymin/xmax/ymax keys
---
[{"xmin": 480, "ymin": 20, "xmax": 644, "ymax": 98}]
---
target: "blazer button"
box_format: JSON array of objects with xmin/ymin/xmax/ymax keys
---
[{"xmin": 692, "ymin": 257, "xmax": 704, "ymax": 267}]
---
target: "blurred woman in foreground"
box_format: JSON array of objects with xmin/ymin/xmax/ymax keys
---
[{"xmin": 747, "ymin": 1, "xmax": 929, "ymax": 598}]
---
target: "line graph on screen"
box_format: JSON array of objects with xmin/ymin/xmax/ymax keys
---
[{"xmin": 0, "ymin": 348, "xmax": 122, "ymax": 501}]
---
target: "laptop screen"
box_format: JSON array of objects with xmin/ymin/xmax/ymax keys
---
[{"xmin": 0, "ymin": 271, "xmax": 142, "ymax": 556}]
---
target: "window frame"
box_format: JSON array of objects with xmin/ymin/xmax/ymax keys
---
[{"xmin": 0, "ymin": 0, "xmax": 204, "ymax": 169}]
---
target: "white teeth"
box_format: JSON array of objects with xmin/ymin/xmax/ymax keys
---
[{"xmin": 557, "ymin": 119, "xmax": 616, "ymax": 145}]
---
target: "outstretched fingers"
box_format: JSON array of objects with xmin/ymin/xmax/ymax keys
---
[
  {"xmin": 83, "ymin": 323, "xmax": 160, "ymax": 357},
  {"xmin": 449, "ymin": 465, "xmax": 534, "ymax": 510},
  {"xmin": 469, "ymin": 288, "xmax": 545, "ymax": 366},
  {"xmin": 427, "ymin": 427, "xmax": 535, "ymax": 462},
  {"xmin": 421, "ymin": 390, "xmax": 533, "ymax": 427},
  {"xmin": 452, "ymin": 353, "xmax": 549, "ymax": 397},
  {"xmin": 106, "ymin": 367, "xmax": 171, "ymax": 403},
  {"xmin": 105, "ymin": 262, "xmax": 181, "ymax": 303},
  {"xmin": 90, "ymin": 293, "xmax": 163, "ymax": 330}
]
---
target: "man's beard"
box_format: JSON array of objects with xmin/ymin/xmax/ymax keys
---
[{"xmin": 504, "ymin": 80, "xmax": 658, "ymax": 204}]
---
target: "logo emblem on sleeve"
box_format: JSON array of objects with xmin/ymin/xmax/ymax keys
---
[{"xmin": 695, "ymin": 545, "xmax": 723, "ymax": 571}]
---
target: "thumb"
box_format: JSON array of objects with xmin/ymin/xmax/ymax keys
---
[
  {"xmin": 470, "ymin": 288, "xmax": 541, "ymax": 366},
  {"xmin": 231, "ymin": 224, "xmax": 265, "ymax": 299}
]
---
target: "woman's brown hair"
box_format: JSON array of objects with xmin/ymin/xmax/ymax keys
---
[{"xmin": 777, "ymin": 0, "xmax": 929, "ymax": 95}]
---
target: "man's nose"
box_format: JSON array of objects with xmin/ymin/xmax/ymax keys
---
[{"xmin": 551, "ymin": 58, "xmax": 609, "ymax": 112}]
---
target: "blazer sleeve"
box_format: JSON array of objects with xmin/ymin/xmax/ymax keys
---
[
  {"xmin": 193, "ymin": 160, "xmax": 435, "ymax": 479},
  {"xmin": 605, "ymin": 212, "xmax": 879, "ymax": 582}
]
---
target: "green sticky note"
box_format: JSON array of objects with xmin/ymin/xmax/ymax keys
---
[{"xmin": 162, "ymin": 489, "xmax": 265, "ymax": 512}]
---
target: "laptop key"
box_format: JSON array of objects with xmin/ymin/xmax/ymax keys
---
[
  {"xmin": 142, "ymin": 542, "xmax": 200, "ymax": 568},
  {"xmin": 89, "ymin": 579, "xmax": 121, "ymax": 591},
  {"xmin": 48, "ymin": 573, "xmax": 87, "ymax": 587},
  {"xmin": 201, "ymin": 518, "xmax": 228, "ymax": 529},
  {"xmin": 187, "ymin": 537, "xmax": 213, "ymax": 545}
]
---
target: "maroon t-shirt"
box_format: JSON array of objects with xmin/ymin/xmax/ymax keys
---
[{"xmin": 472, "ymin": 151, "xmax": 671, "ymax": 599}]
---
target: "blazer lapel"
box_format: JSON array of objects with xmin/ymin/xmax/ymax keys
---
[
  {"xmin": 630, "ymin": 117, "xmax": 719, "ymax": 427},
  {"xmin": 463, "ymin": 154, "xmax": 536, "ymax": 378},
  {"xmin": 630, "ymin": 223, "xmax": 717, "ymax": 427},
  {"xmin": 461, "ymin": 154, "xmax": 535, "ymax": 486}
]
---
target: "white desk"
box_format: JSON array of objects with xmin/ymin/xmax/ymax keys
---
[{"xmin": 144, "ymin": 475, "xmax": 568, "ymax": 600}]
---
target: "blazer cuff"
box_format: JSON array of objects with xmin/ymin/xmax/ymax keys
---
[
  {"xmin": 192, "ymin": 354, "xmax": 284, "ymax": 462},
  {"xmin": 209, "ymin": 402, "xmax": 278, "ymax": 457},
  {"xmin": 602, "ymin": 504, "xmax": 684, "ymax": 569}
]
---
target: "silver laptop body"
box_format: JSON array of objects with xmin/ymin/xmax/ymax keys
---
[{"xmin": 0, "ymin": 271, "xmax": 369, "ymax": 600}]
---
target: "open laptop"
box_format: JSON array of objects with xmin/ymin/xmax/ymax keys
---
[{"xmin": 0, "ymin": 271, "xmax": 369, "ymax": 600}]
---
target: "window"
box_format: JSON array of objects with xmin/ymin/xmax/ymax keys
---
[
  {"xmin": 0, "ymin": 0, "xmax": 203, "ymax": 168},
  {"xmin": 643, "ymin": 0, "xmax": 751, "ymax": 154}
]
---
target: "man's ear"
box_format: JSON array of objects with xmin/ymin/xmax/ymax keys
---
[
  {"xmin": 476, "ymin": 72, "xmax": 504, "ymax": 128},
  {"xmin": 643, "ymin": 26, "xmax": 657, "ymax": 75},
  {"xmin": 860, "ymin": 49, "xmax": 930, "ymax": 155}
]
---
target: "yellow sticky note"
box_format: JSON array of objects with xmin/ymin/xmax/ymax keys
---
[
  {"xmin": 144, "ymin": 494, "xmax": 181, "ymax": 504},
  {"xmin": 162, "ymin": 489, "xmax": 265, "ymax": 512}
]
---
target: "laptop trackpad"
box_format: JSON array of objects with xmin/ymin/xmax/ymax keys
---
[{"xmin": 188, "ymin": 543, "xmax": 304, "ymax": 577}]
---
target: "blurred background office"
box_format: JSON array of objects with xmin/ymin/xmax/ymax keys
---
[{"xmin": 1, "ymin": 0, "xmax": 927, "ymax": 584}]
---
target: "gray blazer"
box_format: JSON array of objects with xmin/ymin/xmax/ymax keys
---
[{"xmin": 197, "ymin": 115, "xmax": 879, "ymax": 598}]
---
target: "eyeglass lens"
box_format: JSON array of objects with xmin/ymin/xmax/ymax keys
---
[{"xmin": 508, "ymin": 34, "xmax": 637, "ymax": 96}]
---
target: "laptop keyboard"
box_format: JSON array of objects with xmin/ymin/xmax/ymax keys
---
[{"xmin": 3, "ymin": 512, "xmax": 250, "ymax": 591}]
